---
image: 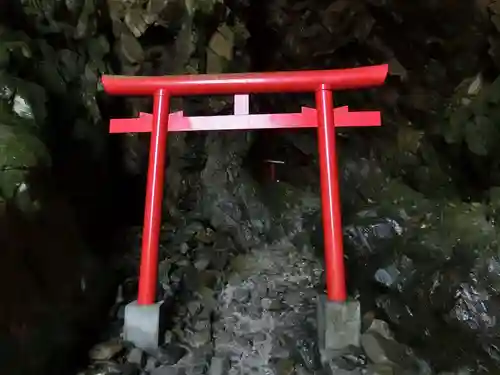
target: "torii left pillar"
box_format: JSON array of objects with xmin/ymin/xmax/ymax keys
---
[{"xmin": 102, "ymin": 64, "xmax": 388, "ymax": 353}]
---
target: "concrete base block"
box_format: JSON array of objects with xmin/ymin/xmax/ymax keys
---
[
  {"xmin": 317, "ymin": 295, "xmax": 361, "ymax": 363},
  {"xmin": 124, "ymin": 300, "xmax": 164, "ymax": 350}
]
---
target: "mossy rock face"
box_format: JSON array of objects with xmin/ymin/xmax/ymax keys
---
[
  {"xmin": 0, "ymin": 78, "xmax": 51, "ymax": 200},
  {"xmin": 441, "ymin": 75, "xmax": 500, "ymax": 158},
  {"xmin": 0, "ymin": 124, "xmax": 51, "ymax": 198},
  {"xmin": 0, "ymin": 124, "xmax": 49, "ymax": 167}
]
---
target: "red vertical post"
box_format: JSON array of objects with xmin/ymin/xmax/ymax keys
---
[
  {"xmin": 315, "ymin": 85, "xmax": 347, "ymax": 302},
  {"xmin": 137, "ymin": 89, "xmax": 170, "ymax": 305}
]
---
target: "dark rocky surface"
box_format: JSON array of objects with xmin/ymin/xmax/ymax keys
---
[{"xmin": 81, "ymin": 227, "xmax": 433, "ymax": 375}]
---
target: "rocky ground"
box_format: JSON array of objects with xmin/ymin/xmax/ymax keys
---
[{"xmin": 80, "ymin": 228, "xmax": 435, "ymax": 375}]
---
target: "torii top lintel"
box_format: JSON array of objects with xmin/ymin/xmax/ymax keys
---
[{"xmin": 101, "ymin": 64, "xmax": 388, "ymax": 96}]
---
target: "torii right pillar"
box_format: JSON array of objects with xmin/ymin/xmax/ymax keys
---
[{"xmin": 315, "ymin": 85, "xmax": 361, "ymax": 363}]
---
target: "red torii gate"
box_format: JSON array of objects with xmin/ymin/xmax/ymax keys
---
[{"xmin": 101, "ymin": 64, "xmax": 388, "ymax": 308}]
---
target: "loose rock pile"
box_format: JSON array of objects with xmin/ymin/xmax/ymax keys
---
[{"xmin": 81, "ymin": 224, "xmax": 441, "ymax": 375}]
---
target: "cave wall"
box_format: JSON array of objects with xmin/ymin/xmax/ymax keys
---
[
  {"xmin": 0, "ymin": 2, "xmax": 123, "ymax": 374},
  {"xmin": 4, "ymin": 0, "xmax": 500, "ymax": 373}
]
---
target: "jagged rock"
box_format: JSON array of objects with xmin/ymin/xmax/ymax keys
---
[
  {"xmin": 206, "ymin": 24, "xmax": 234, "ymax": 74},
  {"xmin": 185, "ymin": 320, "xmax": 211, "ymax": 348},
  {"xmin": 88, "ymin": 339, "xmax": 124, "ymax": 361},
  {"xmin": 127, "ymin": 347, "xmax": 145, "ymax": 366},
  {"xmin": 361, "ymin": 333, "xmax": 395, "ymax": 365},
  {"xmin": 198, "ymin": 132, "xmax": 278, "ymax": 249},
  {"xmin": 117, "ymin": 30, "xmax": 144, "ymax": 66}
]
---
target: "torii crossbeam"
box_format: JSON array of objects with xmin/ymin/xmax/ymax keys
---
[{"xmin": 101, "ymin": 64, "xmax": 388, "ymax": 351}]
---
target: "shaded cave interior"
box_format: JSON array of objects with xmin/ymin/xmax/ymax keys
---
[{"xmin": 3, "ymin": 0, "xmax": 500, "ymax": 373}]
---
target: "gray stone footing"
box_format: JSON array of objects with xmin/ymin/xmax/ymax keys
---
[
  {"xmin": 124, "ymin": 300, "xmax": 164, "ymax": 351},
  {"xmin": 317, "ymin": 295, "xmax": 361, "ymax": 363}
]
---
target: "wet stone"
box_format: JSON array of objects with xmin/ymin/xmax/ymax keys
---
[
  {"xmin": 187, "ymin": 300, "xmax": 202, "ymax": 316},
  {"xmin": 275, "ymin": 358, "xmax": 295, "ymax": 375},
  {"xmin": 361, "ymin": 330, "xmax": 416, "ymax": 370},
  {"xmin": 260, "ymin": 297, "xmax": 272, "ymax": 310},
  {"xmin": 127, "ymin": 347, "xmax": 145, "ymax": 366},
  {"xmin": 294, "ymin": 336, "xmax": 322, "ymax": 370},
  {"xmin": 342, "ymin": 350, "xmax": 367, "ymax": 367},
  {"xmin": 89, "ymin": 339, "xmax": 124, "ymax": 361},
  {"xmin": 213, "ymin": 330, "xmax": 233, "ymax": 350},
  {"xmin": 164, "ymin": 331, "xmax": 173, "ymax": 345},
  {"xmin": 361, "ymin": 333, "xmax": 392, "ymax": 365},
  {"xmin": 197, "ymin": 306, "xmax": 213, "ymax": 320},
  {"xmin": 365, "ymin": 319, "xmax": 394, "ymax": 339},
  {"xmin": 374, "ymin": 265, "xmax": 401, "ymax": 288},
  {"xmin": 284, "ymin": 291, "xmax": 303, "ymax": 306},
  {"xmin": 194, "ymin": 258, "xmax": 210, "ymax": 271},
  {"xmin": 186, "ymin": 329, "xmax": 211, "ymax": 348},
  {"xmin": 151, "ymin": 345, "xmax": 187, "ymax": 366},
  {"xmin": 193, "ymin": 319, "xmax": 210, "ymax": 331},
  {"xmin": 271, "ymin": 343, "xmax": 290, "ymax": 359},
  {"xmin": 232, "ymin": 286, "xmax": 251, "ymax": 303},
  {"xmin": 145, "ymin": 356, "xmax": 159, "ymax": 372},
  {"xmin": 180, "ymin": 243, "xmax": 189, "ymax": 254},
  {"xmin": 198, "ymin": 270, "xmax": 220, "ymax": 289},
  {"xmin": 170, "ymin": 269, "xmax": 183, "ymax": 284}
]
